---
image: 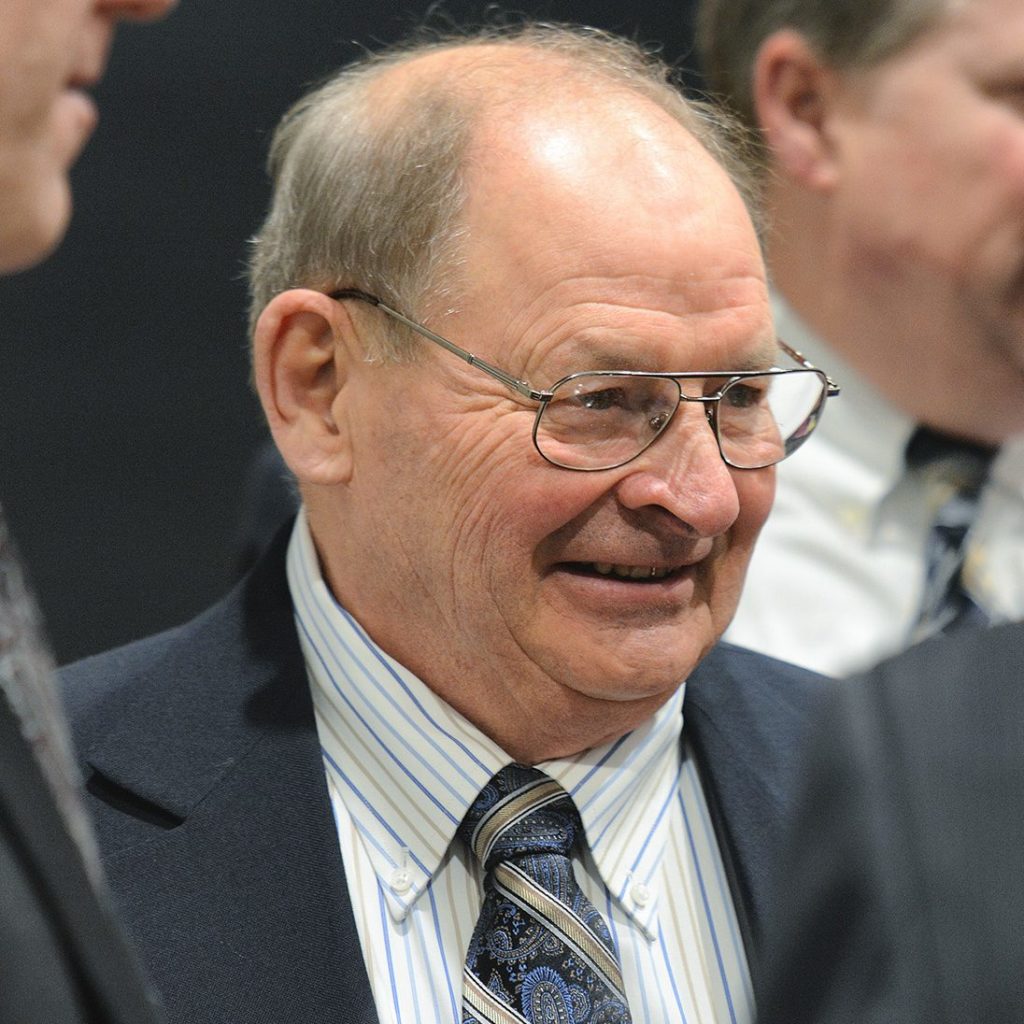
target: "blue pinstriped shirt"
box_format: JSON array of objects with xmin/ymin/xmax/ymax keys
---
[{"xmin": 287, "ymin": 512, "xmax": 752, "ymax": 1024}]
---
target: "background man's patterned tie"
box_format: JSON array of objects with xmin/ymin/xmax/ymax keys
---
[
  {"xmin": 905, "ymin": 428, "xmax": 995, "ymax": 642},
  {"xmin": 459, "ymin": 763, "xmax": 632, "ymax": 1024}
]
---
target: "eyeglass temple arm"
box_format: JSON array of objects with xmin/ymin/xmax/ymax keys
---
[
  {"xmin": 330, "ymin": 290, "xmax": 841, "ymax": 401},
  {"xmin": 778, "ymin": 339, "xmax": 841, "ymax": 397},
  {"xmin": 329, "ymin": 289, "xmax": 549, "ymax": 402}
]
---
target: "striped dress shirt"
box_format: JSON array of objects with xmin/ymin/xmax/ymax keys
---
[{"xmin": 287, "ymin": 513, "xmax": 752, "ymax": 1024}]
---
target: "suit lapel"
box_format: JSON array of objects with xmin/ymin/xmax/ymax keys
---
[{"xmin": 76, "ymin": 531, "xmax": 379, "ymax": 1024}]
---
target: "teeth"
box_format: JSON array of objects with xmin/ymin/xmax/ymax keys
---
[{"xmin": 592, "ymin": 562, "xmax": 674, "ymax": 579}]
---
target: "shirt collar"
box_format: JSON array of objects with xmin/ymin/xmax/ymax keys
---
[
  {"xmin": 287, "ymin": 511, "xmax": 681, "ymax": 937},
  {"xmin": 992, "ymin": 434, "xmax": 1024, "ymax": 501}
]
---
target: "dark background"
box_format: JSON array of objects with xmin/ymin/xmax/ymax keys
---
[{"xmin": 0, "ymin": 1, "xmax": 701, "ymax": 664}]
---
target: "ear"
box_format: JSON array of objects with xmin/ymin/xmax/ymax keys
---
[
  {"xmin": 252, "ymin": 288, "xmax": 358, "ymax": 486},
  {"xmin": 753, "ymin": 29, "xmax": 841, "ymax": 191}
]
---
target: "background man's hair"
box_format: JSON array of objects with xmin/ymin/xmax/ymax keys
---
[
  {"xmin": 696, "ymin": 0, "xmax": 951, "ymax": 132},
  {"xmin": 248, "ymin": 21, "xmax": 763, "ymax": 360}
]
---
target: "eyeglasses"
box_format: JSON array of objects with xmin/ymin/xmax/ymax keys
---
[{"xmin": 329, "ymin": 288, "xmax": 840, "ymax": 472}]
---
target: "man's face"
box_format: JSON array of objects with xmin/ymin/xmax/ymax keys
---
[
  {"xmin": 327, "ymin": 91, "xmax": 775, "ymax": 758},
  {"xmin": 0, "ymin": 0, "xmax": 174, "ymax": 273},
  {"xmin": 826, "ymin": 0, "xmax": 1024, "ymax": 442}
]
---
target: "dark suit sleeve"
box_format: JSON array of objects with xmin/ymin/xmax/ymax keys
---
[
  {"xmin": 754, "ymin": 681, "xmax": 919, "ymax": 1024},
  {"xmin": 0, "ymin": 694, "xmax": 163, "ymax": 1024},
  {"xmin": 756, "ymin": 623, "xmax": 1024, "ymax": 1024},
  {"xmin": 0, "ymin": 812, "xmax": 87, "ymax": 1021}
]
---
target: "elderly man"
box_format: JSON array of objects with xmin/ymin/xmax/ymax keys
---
[
  {"xmin": 1, "ymin": 0, "xmax": 175, "ymax": 1021},
  {"xmin": 65, "ymin": 25, "xmax": 836, "ymax": 1024},
  {"xmin": 699, "ymin": 0, "xmax": 1024, "ymax": 675}
]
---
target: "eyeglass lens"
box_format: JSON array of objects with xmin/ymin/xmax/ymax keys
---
[{"xmin": 535, "ymin": 371, "xmax": 827, "ymax": 470}]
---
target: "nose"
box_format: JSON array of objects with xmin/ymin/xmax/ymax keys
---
[
  {"xmin": 613, "ymin": 403, "xmax": 741, "ymax": 538},
  {"xmin": 97, "ymin": 0, "xmax": 178, "ymax": 21}
]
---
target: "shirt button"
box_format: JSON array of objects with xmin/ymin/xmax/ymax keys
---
[
  {"xmin": 390, "ymin": 869, "xmax": 412, "ymax": 894},
  {"xmin": 631, "ymin": 883, "xmax": 651, "ymax": 907}
]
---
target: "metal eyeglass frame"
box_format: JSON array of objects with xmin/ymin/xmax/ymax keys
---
[{"xmin": 328, "ymin": 287, "xmax": 841, "ymax": 471}]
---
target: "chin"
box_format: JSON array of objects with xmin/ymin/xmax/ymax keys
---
[
  {"xmin": 0, "ymin": 178, "xmax": 72, "ymax": 273},
  {"xmin": 557, "ymin": 636, "xmax": 708, "ymax": 704},
  {"xmin": 522, "ymin": 595, "xmax": 725, "ymax": 707}
]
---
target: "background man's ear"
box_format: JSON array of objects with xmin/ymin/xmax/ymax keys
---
[
  {"xmin": 753, "ymin": 29, "xmax": 841, "ymax": 191},
  {"xmin": 252, "ymin": 288, "xmax": 357, "ymax": 486}
]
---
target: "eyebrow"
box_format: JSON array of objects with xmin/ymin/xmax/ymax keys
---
[{"xmin": 559, "ymin": 338, "xmax": 781, "ymax": 375}]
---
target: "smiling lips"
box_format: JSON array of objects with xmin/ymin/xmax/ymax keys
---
[{"xmin": 584, "ymin": 561, "xmax": 687, "ymax": 581}]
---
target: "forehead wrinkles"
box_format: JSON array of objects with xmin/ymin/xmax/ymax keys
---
[
  {"xmin": 480, "ymin": 281, "xmax": 774, "ymax": 378},
  {"xmin": 453, "ymin": 169, "xmax": 765, "ymax": 336},
  {"xmin": 507, "ymin": 271, "xmax": 771, "ymax": 334}
]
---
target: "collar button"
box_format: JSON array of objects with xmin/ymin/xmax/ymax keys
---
[
  {"xmin": 631, "ymin": 882, "xmax": 652, "ymax": 907},
  {"xmin": 390, "ymin": 868, "xmax": 412, "ymax": 895}
]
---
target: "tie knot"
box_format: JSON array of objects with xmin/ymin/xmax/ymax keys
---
[
  {"xmin": 905, "ymin": 426, "xmax": 995, "ymax": 493},
  {"xmin": 458, "ymin": 764, "xmax": 581, "ymax": 873}
]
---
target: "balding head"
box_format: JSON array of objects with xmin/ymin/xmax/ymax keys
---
[{"xmin": 247, "ymin": 24, "xmax": 761, "ymax": 357}]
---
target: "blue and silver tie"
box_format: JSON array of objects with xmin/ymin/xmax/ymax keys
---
[
  {"xmin": 459, "ymin": 764, "xmax": 632, "ymax": 1024},
  {"xmin": 906, "ymin": 427, "xmax": 995, "ymax": 641}
]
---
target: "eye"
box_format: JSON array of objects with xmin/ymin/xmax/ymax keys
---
[
  {"xmin": 722, "ymin": 380, "xmax": 770, "ymax": 409},
  {"xmin": 984, "ymin": 80, "xmax": 1024, "ymax": 116},
  {"xmin": 577, "ymin": 386, "xmax": 630, "ymax": 411}
]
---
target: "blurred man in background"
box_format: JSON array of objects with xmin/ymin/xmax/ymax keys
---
[
  {"xmin": 757, "ymin": 620, "xmax": 1024, "ymax": 1023},
  {"xmin": 699, "ymin": 0, "xmax": 1024, "ymax": 676},
  {"xmin": 0, "ymin": 0, "xmax": 176, "ymax": 1020}
]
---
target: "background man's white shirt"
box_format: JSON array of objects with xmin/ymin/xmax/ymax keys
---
[{"xmin": 727, "ymin": 294, "xmax": 1024, "ymax": 677}]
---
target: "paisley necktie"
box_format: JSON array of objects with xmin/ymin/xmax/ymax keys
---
[{"xmin": 459, "ymin": 763, "xmax": 632, "ymax": 1024}]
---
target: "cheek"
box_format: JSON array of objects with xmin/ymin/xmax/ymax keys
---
[
  {"xmin": 729, "ymin": 468, "xmax": 776, "ymax": 555},
  {"xmin": 462, "ymin": 458, "xmax": 609, "ymax": 579},
  {"xmin": 844, "ymin": 144, "xmax": 957, "ymax": 267},
  {"xmin": 420, "ymin": 409, "xmax": 561, "ymax": 567},
  {"xmin": 853, "ymin": 103, "xmax": 1024, "ymax": 280},
  {"xmin": 0, "ymin": 147, "xmax": 72, "ymax": 272},
  {"xmin": 703, "ymin": 469, "xmax": 774, "ymax": 626},
  {"xmin": 965, "ymin": 121, "xmax": 1024, "ymax": 275},
  {"xmin": 987, "ymin": 112, "xmax": 1024, "ymax": 186}
]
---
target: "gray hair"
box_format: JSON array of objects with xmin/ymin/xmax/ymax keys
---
[
  {"xmin": 248, "ymin": 22, "xmax": 764, "ymax": 360},
  {"xmin": 696, "ymin": 0, "xmax": 952, "ymax": 132}
]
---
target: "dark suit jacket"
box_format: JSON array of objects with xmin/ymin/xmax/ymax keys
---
[
  {"xmin": 63, "ymin": 527, "xmax": 825, "ymax": 1024},
  {"xmin": 757, "ymin": 622, "xmax": 1024, "ymax": 1024},
  {"xmin": 0, "ymin": 691, "xmax": 162, "ymax": 1023}
]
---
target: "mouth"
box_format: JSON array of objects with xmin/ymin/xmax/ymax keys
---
[{"xmin": 559, "ymin": 561, "xmax": 690, "ymax": 582}]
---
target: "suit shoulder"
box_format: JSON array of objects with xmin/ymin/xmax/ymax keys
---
[
  {"xmin": 61, "ymin": 528, "xmax": 295, "ymax": 741},
  {"xmin": 62, "ymin": 592, "xmax": 237, "ymax": 715},
  {"xmin": 704, "ymin": 640, "xmax": 832, "ymax": 691},
  {"xmin": 687, "ymin": 641, "xmax": 833, "ymax": 757}
]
